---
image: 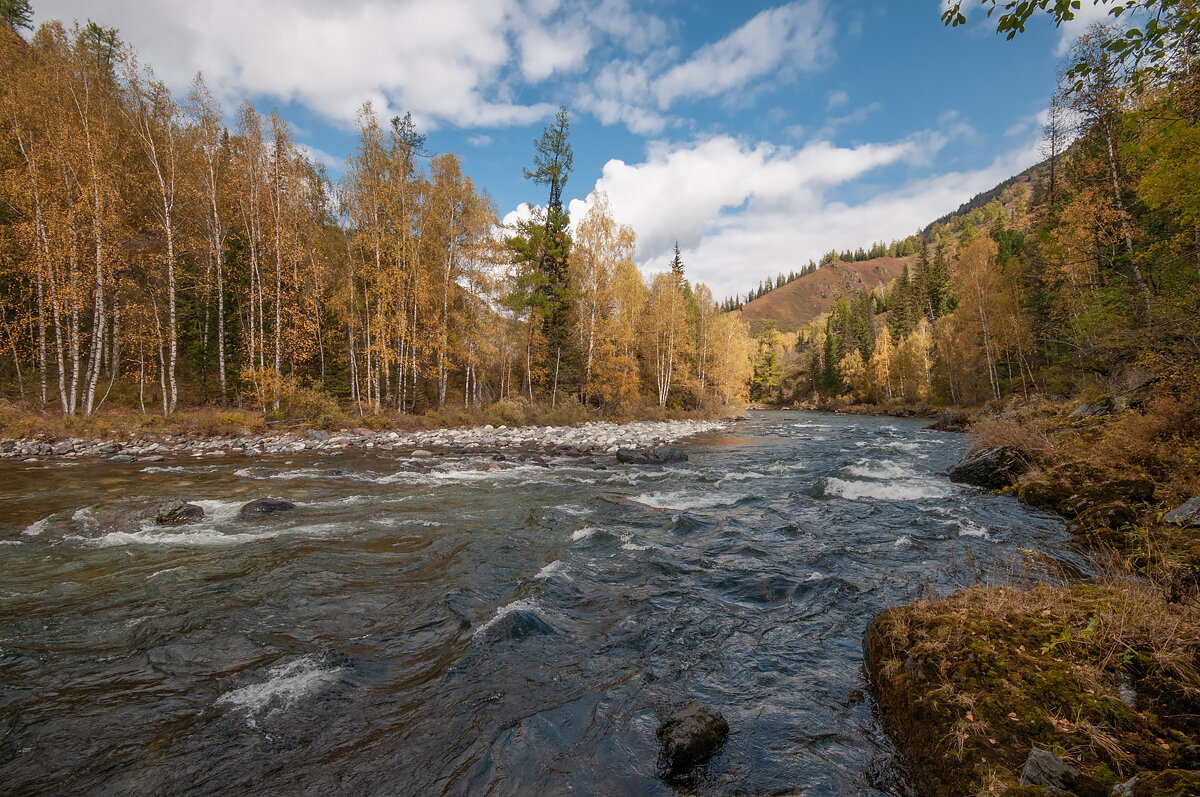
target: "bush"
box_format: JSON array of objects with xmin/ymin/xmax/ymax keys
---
[{"xmin": 484, "ymin": 398, "xmax": 528, "ymax": 428}]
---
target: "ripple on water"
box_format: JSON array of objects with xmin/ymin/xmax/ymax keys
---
[{"xmin": 217, "ymin": 653, "xmax": 346, "ymax": 727}]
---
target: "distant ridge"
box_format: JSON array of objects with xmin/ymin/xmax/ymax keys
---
[{"xmin": 740, "ymin": 256, "xmax": 912, "ymax": 335}]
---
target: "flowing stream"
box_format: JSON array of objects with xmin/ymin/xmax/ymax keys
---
[{"xmin": 0, "ymin": 410, "xmax": 1084, "ymax": 795}]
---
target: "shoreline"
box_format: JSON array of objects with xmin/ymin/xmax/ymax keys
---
[{"xmin": 0, "ymin": 417, "xmax": 734, "ymax": 464}]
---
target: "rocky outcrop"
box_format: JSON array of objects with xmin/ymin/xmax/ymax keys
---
[
  {"xmin": 616, "ymin": 444, "xmax": 688, "ymax": 465},
  {"xmin": 947, "ymin": 446, "xmax": 1029, "ymax": 489},
  {"xmin": 1163, "ymin": 497, "xmax": 1200, "ymax": 528},
  {"xmin": 239, "ymin": 498, "xmax": 297, "ymax": 518},
  {"xmin": 655, "ymin": 701, "xmax": 729, "ymax": 784}
]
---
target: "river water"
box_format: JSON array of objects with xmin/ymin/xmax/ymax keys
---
[{"xmin": 0, "ymin": 410, "xmax": 1082, "ymax": 796}]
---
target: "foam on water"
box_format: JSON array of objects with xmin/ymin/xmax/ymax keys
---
[
  {"xmin": 632, "ymin": 489, "xmax": 748, "ymax": 511},
  {"xmin": 845, "ymin": 459, "xmax": 910, "ymax": 480},
  {"xmin": 894, "ymin": 535, "xmax": 913, "ymax": 549},
  {"xmin": 74, "ymin": 520, "xmax": 344, "ymax": 549},
  {"xmin": 823, "ymin": 477, "xmax": 948, "ymax": 501},
  {"xmin": 534, "ymin": 560, "xmax": 567, "ymax": 580},
  {"xmin": 570, "ymin": 526, "xmax": 600, "ymax": 541},
  {"xmin": 216, "ymin": 654, "xmax": 343, "ymax": 725},
  {"xmin": 22, "ymin": 515, "xmax": 54, "ymax": 536}
]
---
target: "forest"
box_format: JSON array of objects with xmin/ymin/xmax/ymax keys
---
[
  {"xmin": 0, "ymin": 14, "xmax": 754, "ymax": 428},
  {"xmin": 750, "ymin": 16, "xmax": 1200, "ymax": 411}
]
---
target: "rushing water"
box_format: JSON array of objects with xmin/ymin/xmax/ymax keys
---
[{"xmin": 0, "ymin": 410, "xmax": 1084, "ymax": 796}]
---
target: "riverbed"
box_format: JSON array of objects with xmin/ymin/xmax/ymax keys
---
[{"xmin": 0, "ymin": 410, "xmax": 1083, "ymax": 795}]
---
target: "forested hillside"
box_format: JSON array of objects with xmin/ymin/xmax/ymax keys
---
[
  {"xmin": 747, "ymin": 20, "xmax": 1199, "ymax": 411},
  {"xmin": 0, "ymin": 18, "xmax": 754, "ymax": 427}
]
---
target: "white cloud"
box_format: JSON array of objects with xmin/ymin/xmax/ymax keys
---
[
  {"xmin": 468, "ymin": 135, "xmax": 494, "ymax": 147},
  {"xmin": 559, "ymin": 124, "xmax": 1039, "ymax": 300},
  {"xmin": 827, "ymin": 89, "xmax": 850, "ymax": 109},
  {"xmin": 34, "ymin": 0, "xmax": 598, "ymax": 130},
  {"xmin": 1054, "ymin": 3, "xmax": 1116, "ymax": 56},
  {"xmin": 575, "ymin": 1, "xmax": 834, "ymax": 133},
  {"xmin": 653, "ymin": 1, "xmax": 833, "ymax": 109}
]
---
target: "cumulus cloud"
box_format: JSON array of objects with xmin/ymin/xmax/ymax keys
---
[
  {"xmin": 575, "ymin": 1, "xmax": 834, "ymax": 133},
  {"xmin": 562, "ymin": 126, "xmax": 1041, "ymax": 299},
  {"xmin": 34, "ymin": 0, "xmax": 599, "ymax": 129}
]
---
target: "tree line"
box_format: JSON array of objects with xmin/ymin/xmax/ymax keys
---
[{"xmin": 0, "ymin": 18, "xmax": 754, "ymax": 421}]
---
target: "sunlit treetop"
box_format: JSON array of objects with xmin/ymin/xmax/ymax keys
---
[{"xmin": 942, "ymin": 0, "xmax": 1200, "ymax": 89}]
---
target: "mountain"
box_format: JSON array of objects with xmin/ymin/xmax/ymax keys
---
[{"xmin": 739, "ymin": 256, "xmax": 913, "ymax": 335}]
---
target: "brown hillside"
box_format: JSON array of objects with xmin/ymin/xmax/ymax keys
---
[{"xmin": 741, "ymin": 256, "xmax": 913, "ymax": 335}]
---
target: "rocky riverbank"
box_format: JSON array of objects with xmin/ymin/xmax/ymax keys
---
[
  {"xmin": 865, "ymin": 381, "xmax": 1200, "ymax": 796},
  {"xmin": 0, "ymin": 418, "xmax": 730, "ymax": 464}
]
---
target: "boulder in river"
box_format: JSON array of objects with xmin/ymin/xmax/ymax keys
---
[
  {"xmin": 1163, "ymin": 496, "xmax": 1200, "ymax": 528},
  {"xmin": 616, "ymin": 445, "xmax": 688, "ymax": 465},
  {"xmin": 479, "ymin": 607, "xmax": 554, "ymax": 643},
  {"xmin": 946, "ymin": 446, "xmax": 1029, "ymax": 489},
  {"xmin": 239, "ymin": 498, "xmax": 296, "ymax": 518},
  {"xmin": 655, "ymin": 701, "xmax": 729, "ymax": 784},
  {"xmin": 155, "ymin": 502, "xmax": 205, "ymax": 526}
]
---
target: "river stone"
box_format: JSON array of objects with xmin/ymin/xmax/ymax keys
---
[
  {"xmin": 946, "ymin": 446, "xmax": 1028, "ymax": 489},
  {"xmin": 243, "ymin": 447, "xmax": 262, "ymax": 457},
  {"xmin": 655, "ymin": 701, "xmax": 729, "ymax": 784},
  {"xmin": 1163, "ymin": 496, "xmax": 1200, "ymax": 527},
  {"xmin": 1018, "ymin": 747, "xmax": 1106, "ymax": 796},
  {"xmin": 305, "ymin": 429, "xmax": 331, "ymax": 441},
  {"xmin": 53, "ymin": 441, "xmax": 74, "ymax": 455},
  {"xmin": 411, "ymin": 449, "xmax": 434, "ymax": 458},
  {"xmin": 239, "ymin": 498, "xmax": 297, "ymax": 518},
  {"xmin": 616, "ymin": 445, "xmax": 688, "ymax": 465},
  {"xmin": 107, "ymin": 454, "xmax": 135, "ymax": 463},
  {"xmin": 924, "ymin": 408, "xmax": 969, "ymax": 432},
  {"xmin": 156, "ymin": 502, "xmax": 205, "ymax": 526}
]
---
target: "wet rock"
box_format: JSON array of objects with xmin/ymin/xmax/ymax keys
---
[
  {"xmin": 925, "ymin": 408, "xmax": 969, "ymax": 432},
  {"xmin": 98, "ymin": 442, "xmax": 121, "ymax": 454},
  {"xmin": 616, "ymin": 444, "xmax": 688, "ymax": 465},
  {"xmin": 947, "ymin": 446, "xmax": 1029, "ymax": 489},
  {"xmin": 1163, "ymin": 497, "xmax": 1200, "ymax": 528},
  {"xmin": 411, "ymin": 449, "xmax": 434, "ymax": 458},
  {"xmin": 139, "ymin": 454, "xmax": 165, "ymax": 463},
  {"xmin": 155, "ymin": 502, "xmax": 205, "ymax": 526},
  {"xmin": 107, "ymin": 454, "xmax": 135, "ymax": 464},
  {"xmin": 238, "ymin": 498, "xmax": 297, "ymax": 518},
  {"xmin": 52, "ymin": 441, "xmax": 74, "ymax": 455},
  {"xmin": 1019, "ymin": 746, "xmax": 1107, "ymax": 796},
  {"xmin": 655, "ymin": 701, "xmax": 729, "ymax": 784},
  {"xmin": 0, "ymin": 440, "xmax": 14, "ymax": 453},
  {"xmin": 305, "ymin": 429, "xmax": 331, "ymax": 441},
  {"xmin": 243, "ymin": 447, "xmax": 262, "ymax": 457}
]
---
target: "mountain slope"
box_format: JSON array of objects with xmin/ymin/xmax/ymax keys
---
[{"xmin": 740, "ymin": 256, "xmax": 913, "ymax": 335}]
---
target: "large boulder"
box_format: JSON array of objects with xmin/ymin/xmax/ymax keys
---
[
  {"xmin": 655, "ymin": 701, "xmax": 729, "ymax": 784},
  {"xmin": 947, "ymin": 446, "xmax": 1029, "ymax": 489},
  {"xmin": 1019, "ymin": 747, "xmax": 1107, "ymax": 796},
  {"xmin": 155, "ymin": 502, "xmax": 205, "ymax": 526},
  {"xmin": 616, "ymin": 445, "xmax": 688, "ymax": 465},
  {"xmin": 925, "ymin": 408, "xmax": 969, "ymax": 433},
  {"xmin": 1163, "ymin": 497, "xmax": 1200, "ymax": 528},
  {"xmin": 239, "ymin": 498, "xmax": 297, "ymax": 518}
]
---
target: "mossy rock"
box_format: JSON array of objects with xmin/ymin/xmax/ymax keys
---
[
  {"xmin": 864, "ymin": 585, "xmax": 1199, "ymax": 796},
  {"xmin": 1129, "ymin": 769, "xmax": 1200, "ymax": 796}
]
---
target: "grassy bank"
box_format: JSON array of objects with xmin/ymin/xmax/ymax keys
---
[{"xmin": 864, "ymin": 363, "xmax": 1200, "ymax": 795}]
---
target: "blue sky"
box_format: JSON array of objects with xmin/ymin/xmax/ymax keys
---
[{"xmin": 38, "ymin": 0, "xmax": 1114, "ymax": 300}]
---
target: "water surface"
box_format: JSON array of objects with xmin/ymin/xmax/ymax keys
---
[{"xmin": 0, "ymin": 410, "xmax": 1081, "ymax": 795}]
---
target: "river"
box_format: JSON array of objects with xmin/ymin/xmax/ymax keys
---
[{"xmin": 0, "ymin": 410, "xmax": 1083, "ymax": 795}]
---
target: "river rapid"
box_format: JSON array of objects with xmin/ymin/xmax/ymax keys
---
[{"xmin": 0, "ymin": 410, "xmax": 1083, "ymax": 796}]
